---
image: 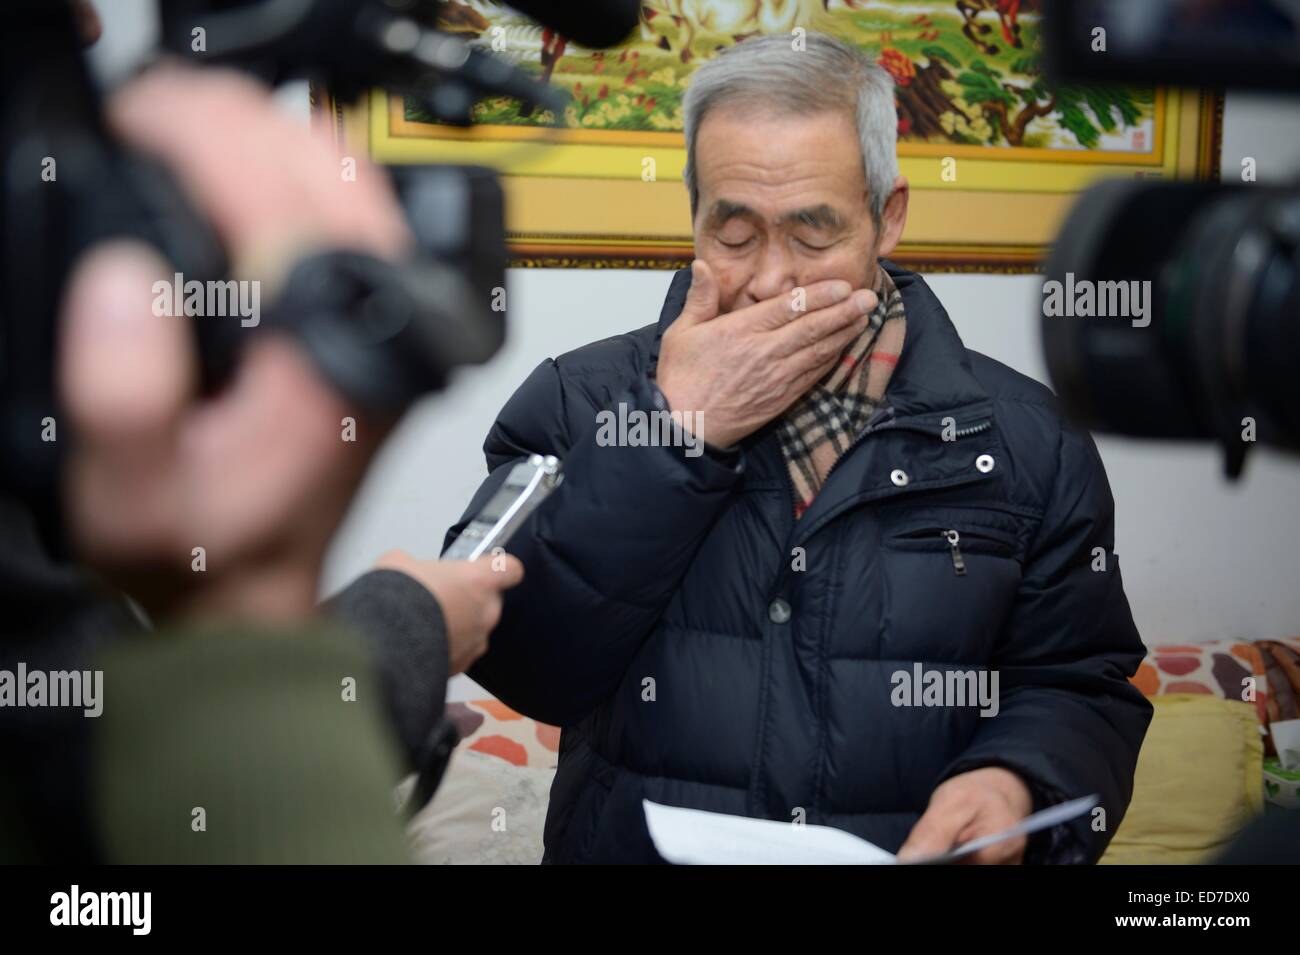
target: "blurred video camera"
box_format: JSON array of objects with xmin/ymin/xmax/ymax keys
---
[
  {"xmin": 0, "ymin": 0, "xmax": 637, "ymax": 543},
  {"xmin": 1042, "ymin": 0, "xmax": 1300, "ymax": 476}
]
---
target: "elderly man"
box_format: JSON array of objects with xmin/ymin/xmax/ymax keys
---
[{"xmin": 449, "ymin": 33, "xmax": 1151, "ymax": 864}]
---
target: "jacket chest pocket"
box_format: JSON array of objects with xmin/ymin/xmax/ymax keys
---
[
  {"xmin": 884, "ymin": 522, "xmax": 1019, "ymax": 575},
  {"xmin": 874, "ymin": 505, "xmax": 1032, "ymax": 664}
]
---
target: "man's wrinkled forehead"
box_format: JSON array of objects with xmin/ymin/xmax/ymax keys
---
[
  {"xmin": 701, "ymin": 199, "xmax": 848, "ymax": 232},
  {"xmin": 691, "ymin": 105, "xmax": 869, "ymax": 224}
]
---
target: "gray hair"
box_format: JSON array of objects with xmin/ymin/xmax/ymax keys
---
[{"xmin": 681, "ymin": 33, "xmax": 898, "ymax": 226}]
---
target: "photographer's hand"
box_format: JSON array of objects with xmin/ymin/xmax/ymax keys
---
[
  {"xmin": 373, "ymin": 550, "xmax": 525, "ymax": 675},
  {"xmin": 108, "ymin": 63, "xmax": 411, "ymax": 292},
  {"xmin": 59, "ymin": 65, "xmax": 412, "ymax": 622}
]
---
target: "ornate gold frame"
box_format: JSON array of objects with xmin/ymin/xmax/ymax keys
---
[{"xmin": 312, "ymin": 84, "xmax": 1222, "ymax": 273}]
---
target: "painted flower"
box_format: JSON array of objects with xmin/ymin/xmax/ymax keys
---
[{"xmin": 877, "ymin": 48, "xmax": 915, "ymax": 88}]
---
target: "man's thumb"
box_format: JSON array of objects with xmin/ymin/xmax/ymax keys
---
[{"xmin": 679, "ymin": 258, "xmax": 719, "ymax": 324}]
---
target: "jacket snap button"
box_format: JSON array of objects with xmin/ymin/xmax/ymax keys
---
[
  {"xmin": 975, "ymin": 453, "xmax": 995, "ymax": 473},
  {"xmin": 768, "ymin": 598, "xmax": 792, "ymax": 624},
  {"xmin": 890, "ymin": 468, "xmax": 909, "ymax": 487}
]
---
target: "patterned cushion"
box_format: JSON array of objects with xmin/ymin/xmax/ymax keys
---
[
  {"xmin": 403, "ymin": 750, "xmax": 554, "ymax": 864},
  {"xmin": 1130, "ymin": 637, "xmax": 1300, "ymax": 731},
  {"xmin": 400, "ymin": 701, "xmax": 559, "ymax": 863},
  {"xmin": 446, "ymin": 699, "xmax": 560, "ymax": 769}
]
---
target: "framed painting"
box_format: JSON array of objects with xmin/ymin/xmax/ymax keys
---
[{"xmin": 313, "ymin": 0, "xmax": 1223, "ymax": 272}]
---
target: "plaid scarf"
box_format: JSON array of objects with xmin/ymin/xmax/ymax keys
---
[{"xmin": 777, "ymin": 264, "xmax": 906, "ymax": 518}]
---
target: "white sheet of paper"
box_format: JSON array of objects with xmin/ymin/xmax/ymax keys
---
[
  {"xmin": 643, "ymin": 799, "xmax": 896, "ymax": 865},
  {"xmin": 643, "ymin": 794, "xmax": 1099, "ymax": 865}
]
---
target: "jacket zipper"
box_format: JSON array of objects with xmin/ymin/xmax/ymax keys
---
[
  {"xmin": 942, "ymin": 529, "xmax": 966, "ymax": 575},
  {"xmin": 778, "ymin": 412, "xmax": 995, "ymax": 548},
  {"xmin": 890, "ymin": 523, "xmax": 1016, "ymax": 567},
  {"xmin": 822, "ymin": 415, "xmax": 992, "ymax": 487},
  {"xmin": 952, "ymin": 421, "xmax": 993, "ymax": 439}
]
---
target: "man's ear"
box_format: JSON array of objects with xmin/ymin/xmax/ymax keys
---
[{"xmin": 874, "ymin": 176, "xmax": 910, "ymax": 258}]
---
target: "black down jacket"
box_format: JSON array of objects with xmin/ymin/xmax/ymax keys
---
[{"xmin": 448, "ymin": 260, "xmax": 1152, "ymax": 864}]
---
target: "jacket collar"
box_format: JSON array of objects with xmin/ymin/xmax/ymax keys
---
[{"xmin": 651, "ymin": 259, "xmax": 989, "ymax": 426}]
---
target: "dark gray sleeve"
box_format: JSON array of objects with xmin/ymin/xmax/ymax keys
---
[{"xmin": 323, "ymin": 569, "xmax": 451, "ymax": 769}]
